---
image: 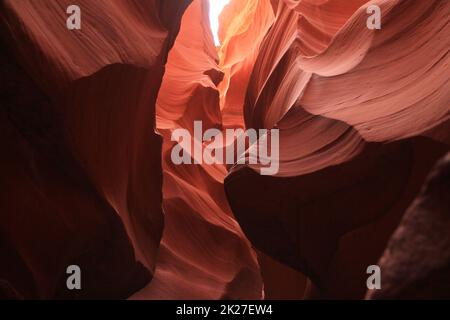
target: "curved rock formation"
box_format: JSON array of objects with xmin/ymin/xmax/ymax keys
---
[
  {"xmin": 223, "ymin": 0, "xmax": 450, "ymax": 298},
  {"xmin": 218, "ymin": 0, "xmax": 275, "ymax": 128},
  {"xmin": 132, "ymin": 0, "xmax": 263, "ymax": 299},
  {"xmin": 0, "ymin": 0, "xmax": 190, "ymax": 299},
  {"xmin": 1, "ymin": 0, "xmax": 449, "ymax": 300}
]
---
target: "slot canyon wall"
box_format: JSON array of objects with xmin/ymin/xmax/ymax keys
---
[{"xmin": 0, "ymin": 0, "xmax": 449, "ymax": 299}]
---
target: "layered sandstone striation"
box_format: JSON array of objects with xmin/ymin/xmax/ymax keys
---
[
  {"xmin": 0, "ymin": 0, "xmax": 190, "ymax": 299},
  {"xmin": 223, "ymin": 0, "xmax": 449, "ymax": 298},
  {"xmin": 0, "ymin": 0, "xmax": 449, "ymax": 299},
  {"xmin": 133, "ymin": 0, "xmax": 263, "ymax": 299}
]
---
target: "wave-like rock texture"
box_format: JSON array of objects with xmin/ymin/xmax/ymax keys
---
[
  {"xmin": 1, "ymin": 0, "xmax": 449, "ymax": 300},
  {"xmin": 224, "ymin": 0, "xmax": 449, "ymax": 298},
  {"xmin": 131, "ymin": 0, "xmax": 263, "ymax": 299},
  {"xmin": 0, "ymin": 0, "xmax": 191, "ymax": 299},
  {"xmin": 367, "ymin": 152, "xmax": 450, "ymax": 299},
  {"xmin": 218, "ymin": 0, "xmax": 275, "ymax": 128}
]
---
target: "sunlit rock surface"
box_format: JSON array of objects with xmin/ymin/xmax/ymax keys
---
[
  {"xmin": 223, "ymin": 0, "xmax": 449, "ymax": 298},
  {"xmin": 133, "ymin": 0, "xmax": 263, "ymax": 299},
  {"xmin": 0, "ymin": 0, "xmax": 449, "ymax": 299}
]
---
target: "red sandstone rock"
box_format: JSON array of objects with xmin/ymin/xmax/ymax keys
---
[
  {"xmin": 0, "ymin": 0, "xmax": 449, "ymax": 300},
  {"xmin": 132, "ymin": 0, "xmax": 263, "ymax": 299},
  {"xmin": 223, "ymin": 0, "xmax": 449, "ymax": 298},
  {"xmin": 0, "ymin": 0, "xmax": 190, "ymax": 298}
]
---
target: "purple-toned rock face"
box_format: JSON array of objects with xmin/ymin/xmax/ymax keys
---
[{"xmin": 368, "ymin": 152, "xmax": 450, "ymax": 300}]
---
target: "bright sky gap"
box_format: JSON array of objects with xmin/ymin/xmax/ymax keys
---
[{"xmin": 209, "ymin": 0, "xmax": 231, "ymax": 45}]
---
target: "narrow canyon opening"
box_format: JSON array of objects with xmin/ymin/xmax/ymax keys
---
[
  {"xmin": 208, "ymin": 0, "xmax": 231, "ymax": 45},
  {"xmin": 1, "ymin": 0, "xmax": 448, "ymax": 301}
]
